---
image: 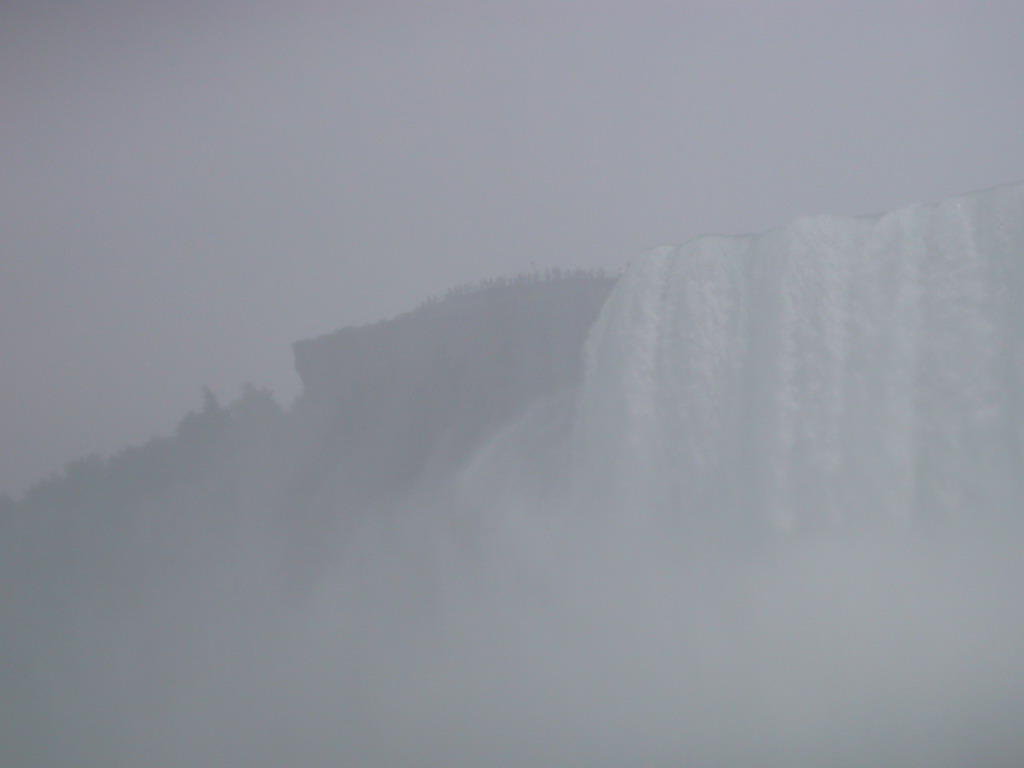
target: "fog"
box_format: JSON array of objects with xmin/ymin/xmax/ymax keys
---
[{"xmin": 5, "ymin": 3, "xmax": 1024, "ymax": 765}]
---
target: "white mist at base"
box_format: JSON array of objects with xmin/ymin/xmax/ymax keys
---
[{"xmin": 534, "ymin": 181, "xmax": 1024, "ymax": 765}]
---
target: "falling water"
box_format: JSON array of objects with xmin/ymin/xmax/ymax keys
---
[{"xmin": 574, "ymin": 182, "xmax": 1024, "ymax": 534}]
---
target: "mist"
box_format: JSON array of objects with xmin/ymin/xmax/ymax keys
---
[{"xmin": 5, "ymin": 3, "xmax": 1024, "ymax": 765}]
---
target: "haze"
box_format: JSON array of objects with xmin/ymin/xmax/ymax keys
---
[
  {"xmin": 3, "ymin": 2, "xmax": 1024, "ymax": 758},
  {"xmin": 3, "ymin": 0, "xmax": 1024, "ymax": 495}
]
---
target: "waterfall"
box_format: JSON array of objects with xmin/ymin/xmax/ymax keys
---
[{"xmin": 574, "ymin": 182, "xmax": 1024, "ymax": 533}]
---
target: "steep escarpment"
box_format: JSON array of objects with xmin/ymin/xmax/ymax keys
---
[{"xmin": 289, "ymin": 271, "xmax": 614, "ymax": 505}]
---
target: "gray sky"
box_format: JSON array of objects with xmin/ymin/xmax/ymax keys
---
[{"xmin": 3, "ymin": 0, "xmax": 1023, "ymax": 497}]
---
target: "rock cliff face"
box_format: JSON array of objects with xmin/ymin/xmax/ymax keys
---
[{"xmin": 289, "ymin": 272, "xmax": 614, "ymax": 501}]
